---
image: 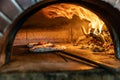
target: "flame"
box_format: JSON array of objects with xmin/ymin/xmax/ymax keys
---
[{"xmin": 41, "ymin": 3, "xmax": 104, "ymax": 34}]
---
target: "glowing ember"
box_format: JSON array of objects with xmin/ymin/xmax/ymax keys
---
[{"xmin": 41, "ymin": 3, "xmax": 104, "ymax": 34}]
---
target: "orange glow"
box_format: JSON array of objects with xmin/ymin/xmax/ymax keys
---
[{"xmin": 41, "ymin": 3, "xmax": 104, "ymax": 34}]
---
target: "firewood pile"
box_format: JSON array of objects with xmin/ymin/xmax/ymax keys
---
[{"xmin": 74, "ymin": 26, "xmax": 114, "ymax": 54}]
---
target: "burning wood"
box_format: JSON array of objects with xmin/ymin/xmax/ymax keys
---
[{"xmin": 74, "ymin": 25, "xmax": 114, "ymax": 54}]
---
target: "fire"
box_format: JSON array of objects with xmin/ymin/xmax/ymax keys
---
[{"xmin": 41, "ymin": 3, "xmax": 104, "ymax": 34}]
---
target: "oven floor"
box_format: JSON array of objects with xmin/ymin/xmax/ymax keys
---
[{"xmin": 0, "ymin": 44, "xmax": 120, "ymax": 73}]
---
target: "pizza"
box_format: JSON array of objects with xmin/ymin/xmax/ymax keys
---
[{"xmin": 27, "ymin": 42, "xmax": 66, "ymax": 52}]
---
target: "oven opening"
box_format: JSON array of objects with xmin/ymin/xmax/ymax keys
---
[
  {"xmin": 3, "ymin": 3, "xmax": 117, "ymax": 72},
  {"xmin": 13, "ymin": 3, "xmax": 115, "ymax": 55}
]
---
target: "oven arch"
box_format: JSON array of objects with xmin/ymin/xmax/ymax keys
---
[{"xmin": 0, "ymin": 0, "xmax": 120, "ymax": 65}]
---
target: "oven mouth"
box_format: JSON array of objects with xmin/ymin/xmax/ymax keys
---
[{"xmin": 0, "ymin": 0, "xmax": 120, "ymax": 73}]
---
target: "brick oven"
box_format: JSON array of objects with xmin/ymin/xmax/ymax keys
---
[{"xmin": 0, "ymin": 0, "xmax": 120, "ymax": 80}]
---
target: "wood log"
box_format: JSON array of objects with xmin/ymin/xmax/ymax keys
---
[{"xmin": 75, "ymin": 26, "xmax": 105, "ymax": 46}]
